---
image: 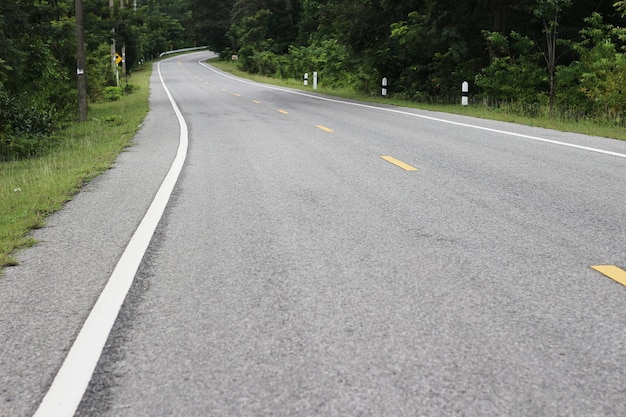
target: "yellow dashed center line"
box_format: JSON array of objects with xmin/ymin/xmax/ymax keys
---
[
  {"xmin": 277, "ymin": 109, "xmax": 289, "ymax": 115},
  {"xmin": 380, "ymin": 155, "xmax": 418, "ymax": 171},
  {"xmin": 234, "ymin": 93, "xmax": 241, "ymax": 97},
  {"xmin": 591, "ymin": 265, "xmax": 626, "ymax": 287},
  {"xmin": 252, "ymin": 100, "xmax": 261, "ymax": 104},
  {"xmin": 316, "ymin": 125, "xmax": 334, "ymax": 133}
]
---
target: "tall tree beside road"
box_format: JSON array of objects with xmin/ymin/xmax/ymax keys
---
[
  {"xmin": 0, "ymin": 0, "xmax": 193, "ymax": 160},
  {"xmin": 191, "ymin": 0, "xmax": 235, "ymax": 54},
  {"xmin": 0, "ymin": 0, "xmax": 75, "ymax": 159},
  {"xmin": 199, "ymin": 0, "xmax": 626, "ymax": 121},
  {"xmin": 529, "ymin": 0, "xmax": 572, "ymax": 118}
]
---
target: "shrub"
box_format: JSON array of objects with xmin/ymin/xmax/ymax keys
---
[
  {"xmin": 104, "ymin": 86, "xmax": 123, "ymax": 101},
  {"xmin": 0, "ymin": 91, "xmax": 57, "ymax": 160},
  {"xmin": 287, "ymin": 39, "xmax": 350, "ymax": 88},
  {"xmin": 88, "ymin": 43, "xmax": 118, "ymax": 102},
  {"xmin": 475, "ymin": 31, "xmax": 546, "ymax": 105}
]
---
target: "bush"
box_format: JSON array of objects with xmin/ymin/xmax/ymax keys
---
[
  {"xmin": 0, "ymin": 91, "xmax": 57, "ymax": 160},
  {"xmin": 88, "ymin": 43, "xmax": 118, "ymax": 102},
  {"xmin": 253, "ymin": 50, "xmax": 282, "ymax": 76},
  {"xmin": 287, "ymin": 39, "xmax": 350, "ymax": 88},
  {"xmin": 104, "ymin": 86, "xmax": 123, "ymax": 101},
  {"xmin": 475, "ymin": 31, "xmax": 546, "ymax": 105}
]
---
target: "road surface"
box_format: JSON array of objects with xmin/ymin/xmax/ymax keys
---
[{"xmin": 1, "ymin": 51, "xmax": 625, "ymax": 416}]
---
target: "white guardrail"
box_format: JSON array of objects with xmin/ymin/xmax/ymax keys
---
[{"xmin": 158, "ymin": 46, "xmax": 209, "ymax": 58}]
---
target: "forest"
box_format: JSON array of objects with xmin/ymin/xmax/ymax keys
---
[
  {"xmin": 0, "ymin": 0, "xmax": 193, "ymax": 159},
  {"xmin": 2, "ymin": 0, "xmax": 626, "ymax": 160},
  {"xmin": 204, "ymin": 0, "xmax": 626, "ymax": 121}
]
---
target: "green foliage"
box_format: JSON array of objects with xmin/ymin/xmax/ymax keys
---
[
  {"xmin": 104, "ymin": 86, "xmax": 124, "ymax": 101},
  {"xmin": 476, "ymin": 31, "xmax": 546, "ymax": 104},
  {"xmin": 0, "ymin": 58, "xmax": 11, "ymax": 90},
  {"xmin": 87, "ymin": 43, "xmax": 118, "ymax": 102},
  {"xmin": 0, "ymin": 0, "xmax": 192, "ymax": 161},
  {"xmin": 192, "ymin": 0, "xmax": 234, "ymax": 53},
  {"xmin": 287, "ymin": 38, "xmax": 349, "ymax": 87},
  {"xmin": 562, "ymin": 10, "xmax": 625, "ymax": 121},
  {"xmin": 200, "ymin": 0, "xmax": 626, "ymax": 123},
  {"xmin": 0, "ymin": 91, "xmax": 57, "ymax": 160},
  {"xmin": 571, "ymin": 13, "xmax": 626, "ymax": 122},
  {"xmin": 0, "ymin": 1, "xmax": 72, "ymax": 159},
  {"xmin": 0, "ymin": 64, "xmax": 152, "ymax": 269}
]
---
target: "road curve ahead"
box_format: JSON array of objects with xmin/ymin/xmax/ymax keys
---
[{"xmin": 3, "ymin": 51, "xmax": 626, "ymax": 417}]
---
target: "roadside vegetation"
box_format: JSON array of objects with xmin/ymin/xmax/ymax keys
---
[
  {"xmin": 202, "ymin": 1, "xmax": 626, "ymax": 133},
  {"xmin": 0, "ymin": 66, "xmax": 151, "ymax": 270},
  {"xmin": 1, "ymin": 0, "xmax": 192, "ymax": 271},
  {"xmin": 209, "ymin": 58, "xmax": 626, "ymax": 140}
]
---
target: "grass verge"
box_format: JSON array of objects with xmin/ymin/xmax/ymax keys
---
[
  {"xmin": 0, "ymin": 64, "xmax": 152, "ymax": 271},
  {"xmin": 209, "ymin": 59, "xmax": 626, "ymax": 141}
]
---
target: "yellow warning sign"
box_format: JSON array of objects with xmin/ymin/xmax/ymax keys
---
[{"xmin": 115, "ymin": 53, "xmax": 122, "ymax": 65}]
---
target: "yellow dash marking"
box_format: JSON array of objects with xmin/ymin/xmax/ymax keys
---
[
  {"xmin": 591, "ymin": 265, "xmax": 626, "ymax": 287},
  {"xmin": 277, "ymin": 109, "xmax": 289, "ymax": 114},
  {"xmin": 252, "ymin": 100, "xmax": 261, "ymax": 104},
  {"xmin": 316, "ymin": 125, "xmax": 334, "ymax": 133},
  {"xmin": 381, "ymin": 156, "xmax": 418, "ymax": 171},
  {"xmin": 234, "ymin": 94, "xmax": 241, "ymax": 97},
  {"xmin": 221, "ymin": 88, "xmax": 227, "ymax": 92}
]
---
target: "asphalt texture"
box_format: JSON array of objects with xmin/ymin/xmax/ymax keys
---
[{"xmin": 2, "ymin": 51, "xmax": 626, "ymax": 416}]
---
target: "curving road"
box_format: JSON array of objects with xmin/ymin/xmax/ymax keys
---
[{"xmin": 2, "ymin": 51, "xmax": 626, "ymax": 416}]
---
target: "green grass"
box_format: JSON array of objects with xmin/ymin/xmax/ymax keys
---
[
  {"xmin": 0, "ymin": 65, "xmax": 152, "ymax": 271},
  {"xmin": 209, "ymin": 59, "xmax": 626, "ymax": 141}
]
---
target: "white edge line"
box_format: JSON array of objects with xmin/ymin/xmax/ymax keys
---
[
  {"xmin": 198, "ymin": 60, "xmax": 626, "ymax": 160},
  {"xmin": 33, "ymin": 60, "xmax": 188, "ymax": 417}
]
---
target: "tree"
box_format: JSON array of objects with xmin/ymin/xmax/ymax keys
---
[
  {"xmin": 529, "ymin": 0, "xmax": 572, "ymax": 117},
  {"xmin": 570, "ymin": 12, "xmax": 626, "ymax": 120},
  {"xmin": 476, "ymin": 31, "xmax": 545, "ymax": 105},
  {"xmin": 1, "ymin": 0, "xmax": 193, "ymax": 160},
  {"xmin": 191, "ymin": 0, "xmax": 235, "ymax": 54},
  {"xmin": 0, "ymin": 0, "xmax": 75, "ymax": 159}
]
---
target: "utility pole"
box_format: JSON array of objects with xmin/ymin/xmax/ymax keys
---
[
  {"xmin": 110, "ymin": 0, "xmax": 117, "ymax": 83},
  {"xmin": 76, "ymin": 0, "xmax": 88, "ymax": 121}
]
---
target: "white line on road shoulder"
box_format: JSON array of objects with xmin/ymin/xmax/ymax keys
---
[
  {"xmin": 33, "ymin": 60, "xmax": 189, "ymax": 417},
  {"xmin": 198, "ymin": 60, "xmax": 626, "ymax": 160}
]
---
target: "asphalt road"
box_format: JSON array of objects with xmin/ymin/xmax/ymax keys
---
[{"xmin": 2, "ymin": 51, "xmax": 625, "ymax": 416}]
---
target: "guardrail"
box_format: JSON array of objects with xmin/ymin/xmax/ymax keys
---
[{"xmin": 158, "ymin": 46, "xmax": 209, "ymax": 58}]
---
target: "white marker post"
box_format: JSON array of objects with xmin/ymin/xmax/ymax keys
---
[
  {"xmin": 313, "ymin": 71, "xmax": 318, "ymax": 89},
  {"xmin": 382, "ymin": 77, "xmax": 388, "ymax": 96},
  {"xmin": 304, "ymin": 73, "xmax": 308, "ymax": 86},
  {"xmin": 462, "ymin": 81, "xmax": 469, "ymax": 106}
]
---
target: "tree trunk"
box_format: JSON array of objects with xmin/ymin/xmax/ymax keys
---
[{"xmin": 544, "ymin": 16, "xmax": 557, "ymax": 118}]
